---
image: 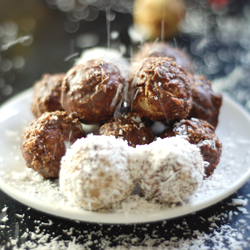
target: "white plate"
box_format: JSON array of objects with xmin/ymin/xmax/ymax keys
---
[{"xmin": 1, "ymin": 88, "xmax": 250, "ymax": 224}]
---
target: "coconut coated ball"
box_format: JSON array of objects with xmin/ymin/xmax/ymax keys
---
[
  {"xmin": 131, "ymin": 136, "xmax": 204, "ymax": 204},
  {"xmin": 75, "ymin": 47, "xmax": 130, "ymax": 80},
  {"xmin": 60, "ymin": 135, "xmax": 134, "ymax": 211}
]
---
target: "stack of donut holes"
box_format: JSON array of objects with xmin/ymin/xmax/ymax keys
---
[{"xmin": 21, "ymin": 42, "xmax": 222, "ymax": 210}]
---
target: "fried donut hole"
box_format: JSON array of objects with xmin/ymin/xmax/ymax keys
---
[
  {"xmin": 99, "ymin": 112, "xmax": 154, "ymax": 147},
  {"xmin": 60, "ymin": 135, "xmax": 134, "ymax": 211},
  {"xmin": 129, "ymin": 57, "xmax": 192, "ymax": 123},
  {"xmin": 61, "ymin": 59, "xmax": 126, "ymax": 124},
  {"xmin": 133, "ymin": 42, "xmax": 193, "ymax": 73},
  {"xmin": 31, "ymin": 73, "xmax": 65, "ymax": 118},
  {"xmin": 187, "ymin": 74, "xmax": 222, "ymax": 128},
  {"xmin": 21, "ymin": 111, "xmax": 85, "ymax": 178},
  {"xmin": 131, "ymin": 137, "xmax": 204, "ymax": 204},
  {"xmin": 160, "ymin": 118, "xmax": 222, "ymax": 177}
]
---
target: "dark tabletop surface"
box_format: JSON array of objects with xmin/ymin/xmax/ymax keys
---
[{"xmin": 1, "ymin": 0, "xmax": 250, "ymax": 249}]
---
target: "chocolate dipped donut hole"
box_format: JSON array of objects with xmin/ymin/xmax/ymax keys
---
[
  {"xmin": 160, "ymin": 118, "xmax": 222, "ymax": 177},
  {"xmin": 61, "ymin": 59, "xmax": 127, "ymax": 124},
  {"xmin": 187, "ymin": 74, "xmax": 222, "ymax": 128},
  {"xmin": 21, "ymin": 111, "xmax": 85, "ymax": 178},
  {"xmin": 133, "ymin": 42, "xmax": 193, "ymax": 73},
  {"xmin": 129, "ymin": 57, "xmax": 192, "ymax": 123},
  {"xmin": 99, "ymin": 112, "xmax": 154, "ymax": 147},
  {"xmin": 31, "ymin": 73, "xmax": 65, "ymax": 118}
]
